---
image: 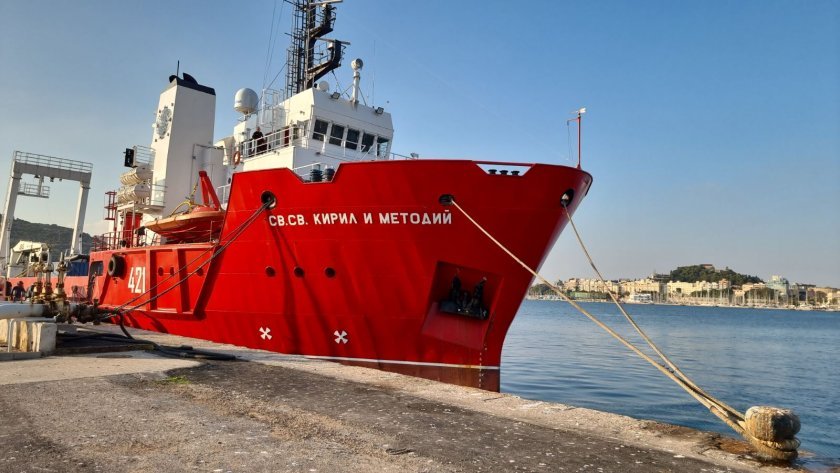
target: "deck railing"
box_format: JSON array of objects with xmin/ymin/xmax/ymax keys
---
[
  {"xmin": 92, "ymin": 218, "xmax": 223, "ymax": 252},
  {"xmin": 13, "ymin": 151, "xmax": 93, "ymax": 174}
]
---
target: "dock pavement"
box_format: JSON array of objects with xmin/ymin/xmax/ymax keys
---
[{"xmin": 0, "ymin": 326, "xmax": 798, "ymax": 472}]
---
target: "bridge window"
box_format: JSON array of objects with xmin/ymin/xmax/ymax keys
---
[
  {"xmin": 345, "ymin": 128, "xmax": 360, "ymax": 150},
  {"xmin": 329, "ymin": 124, "xmax": 345, "ymax": 146},
  {"xmin": 361, "ymin": 133, "xmax": 375, "ymax": 153},
  {"xmin": 312, "ymin": 119, "xmax": 329, "ymax": 141},
  {"xmin": 376, "ymin": 137, "xmax": 390, "ymax": 157}
]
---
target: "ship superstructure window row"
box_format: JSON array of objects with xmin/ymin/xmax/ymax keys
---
[
  {"xmin": 311, "ymin": 118, "xmax": 391, "ymax": 158},
  {"xmin": 345, "ymin": 128, "xmax": 360, "ymax": 150},
  {"xmin": 312, "ymin": 119, "xmax": 329, "ymax": 142}
]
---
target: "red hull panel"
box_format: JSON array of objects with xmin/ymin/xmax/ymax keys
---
[{"xmin": 74, "ymin": 160, "xmax": 590, "ymax": 390}]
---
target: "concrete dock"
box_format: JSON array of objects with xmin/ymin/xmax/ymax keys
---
[{"xmin": 0, "ymin": 326, "xmax": 797, "ymax": 472}]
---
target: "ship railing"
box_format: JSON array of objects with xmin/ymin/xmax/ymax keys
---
[
  {"xmin": 147, "ymin": 183, "xmax": 166, "ymax": 209},
  {"xmin": 240, "ymin": 124, "xmax": 403, "ymax": 165},
  {"xmin": 18, "ymin": 181, "xmax": 50, "ymax": 198},
  {"xmin": 288, "ymin": 138, "xmax": 399, "ymax": 164},
  {"xmin": 387, "ymin": 152, "xmax": 419, "ymax": 160},
  {"xmin": 239, "ymin": 125, "xmax": 302, "ymax": 160},
  {"xmin": 253, "ymin": 118, "xmax": 393, "ymax": 163},
  {"xmin": 216, "ymin": 184, "xmax": 231, "ymax": 206},
  {"xmin": 311, "ymin": 140, "xmax": 371, "ymax": 162},
  {"xmin": 93, "ymin": 230, "xmax": 154, "ymax": 251},
  {"xmin": 91, "ymin": 232, "xmax": 131, "ymax": 252},
  {"xmin": 92, "ymin": 219, "xmax": 225, "ymax": 252},
  {"xmin": 13, "ymin": 150, "xmax": 93, "ymax": 174},
  {"xmin": 292, "ymin": 162, "xmax": 327, "ymax": 181},
  {"xmin": 91, "ymin": 233, "xmax": 107, "ymax": 252},
  {"xmin": 258, "ymin": 89, "xmax": 285, "ymax": 127},
  {"xmin": 130, "ymin": 145, "xmax": 155, "ymax": 166}
]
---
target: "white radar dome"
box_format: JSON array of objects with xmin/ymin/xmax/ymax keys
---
[
  {"xmin": 234, "ymin": 88, "xmax": 259, "ymax": 115},
  {"xmin": 317, "ymin": 81, "xmax": 330, "ymax": 91},
  {"xmin": 351, "ymin": 58, "xmax": 363, "ymax": 71}
]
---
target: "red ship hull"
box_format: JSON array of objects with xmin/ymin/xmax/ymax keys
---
[{"xmin": 33, "ymin": 160, "xmax": 590, "ymax": 390}]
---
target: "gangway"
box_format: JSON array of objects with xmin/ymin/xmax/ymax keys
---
[{"xmin": 0, "ymin": 151, "xmax": 93, "ymax": 278}]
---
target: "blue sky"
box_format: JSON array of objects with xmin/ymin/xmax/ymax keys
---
[{"xmin": 1, "ymin": 1, "xmax": 838, "ymax": 286}]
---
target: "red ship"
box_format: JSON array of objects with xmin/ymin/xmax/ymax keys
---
[{"xmin": 4, "ymin": 1, "xmax": 591, "ymax": 391}]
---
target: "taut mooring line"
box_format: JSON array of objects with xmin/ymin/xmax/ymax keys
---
[{"xmin": 449, "ymin": 198, "xmax": 800, "ymax": 461}]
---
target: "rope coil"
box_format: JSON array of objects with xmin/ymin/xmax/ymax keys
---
[{"xmin": 449, "ymin": 198, "xmax": 800, "ymax": 462}]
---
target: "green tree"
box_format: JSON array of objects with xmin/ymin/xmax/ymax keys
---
[{"xmin": 670, "ymin": 265, "xmax": 762, "ymax": 285}]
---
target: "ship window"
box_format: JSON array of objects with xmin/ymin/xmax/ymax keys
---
[
  {"xmin": 361, "ymin": 133, "xmax": 375, "ymax": 153},
  {"xmin": 345, "ymin": 128, "xmax": 360, "ymax": 150},
  {"xmin": 312, "ymin": 119, "xmax": 329, "ymax": 141},
  {"xmin": 329, "ymin": 124, "xmax": 345, "ymax": 146},
  {"xmin": 376, "ymin": 137, "xmax": 390, "ymax": 157}
]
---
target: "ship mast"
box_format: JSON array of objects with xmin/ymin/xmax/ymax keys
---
[{"xmin": 285, "ymin": 0, "xmax": 346, "ymax": 97}]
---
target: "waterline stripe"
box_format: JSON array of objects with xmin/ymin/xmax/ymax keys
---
[{"xmin": 304, "ymin": 355, "xmax": 500, "ymax": 370}]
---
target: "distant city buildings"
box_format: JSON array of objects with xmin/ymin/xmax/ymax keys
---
[{"xmin": 532, "ymin": 271, "xmax": 839, "ymax": 310}]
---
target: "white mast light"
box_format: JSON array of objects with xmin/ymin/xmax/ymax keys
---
[{"xmin": 350, "ymin": 58, "xmax": 363, "ymax": 105}]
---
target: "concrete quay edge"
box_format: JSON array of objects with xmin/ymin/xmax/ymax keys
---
[{"xmin": 0, "ymin": 324, "xmax": 804, "ymax": 472}]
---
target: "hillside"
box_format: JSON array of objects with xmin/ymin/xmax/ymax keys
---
[
  {"xmin": 6, "ymin": 218, "xmax": 94, "ymax": 260},
  {"xmin": 669, "ymin": 265, "xmax": 763, "ymax": 285}
]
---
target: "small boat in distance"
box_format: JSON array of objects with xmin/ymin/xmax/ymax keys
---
[{"xmin": 627, "ymin": 293, "xmax": 653, "ymax": 304}]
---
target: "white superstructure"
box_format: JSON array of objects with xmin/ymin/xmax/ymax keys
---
[
  {"xmin": 225, "ymin": 80, "xmax": 394, "ymax": 179},
  {"xmin": 146, "ymin": 75, "xmax": 224, "ymax": 218},
  {"xmin": 106, "ymin": 1, "xmax": 397, "ymax": 247}
]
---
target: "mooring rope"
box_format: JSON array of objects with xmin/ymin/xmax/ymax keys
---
[
  {"xmin": 449, "ymin": 198, "xmax": 800, "ymax": 461},
  {"xmin": 562, "ymin": 206, "xmax": 744, "ymax": 421}
]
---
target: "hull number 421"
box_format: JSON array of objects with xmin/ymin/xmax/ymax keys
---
[{"xmin": 128, "ymin": 266, "xmax": 146, "ymax": 294}]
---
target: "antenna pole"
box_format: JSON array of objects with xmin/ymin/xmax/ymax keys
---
[
  {"xmin": 574, "ymin": 107, "xmax": 586, "ymax": 168},
  {"xmin": 577, "ymin": 111, "xmax": 582, "ymax": 169},
  {"xmin": 176, "ymin": 60, "xmax": 180, "ymax": 77}
]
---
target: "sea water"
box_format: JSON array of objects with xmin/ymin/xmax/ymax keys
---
[{"xmin": 501, "ymin": 300, "xmax": 840, "ymax": 469}]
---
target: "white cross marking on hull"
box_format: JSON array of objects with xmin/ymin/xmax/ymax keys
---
[
  {"xmin": 259, "ymin": 327, "xmax": 272, "ymax": 340},
  {"xmin": 334, "ymin": 330, "xmax": 348, "ymax": 344}
]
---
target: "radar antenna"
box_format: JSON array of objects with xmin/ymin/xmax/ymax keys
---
[{"xmin": 285, "ymin": 0, "xmax": 346, "ymax": 97}]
